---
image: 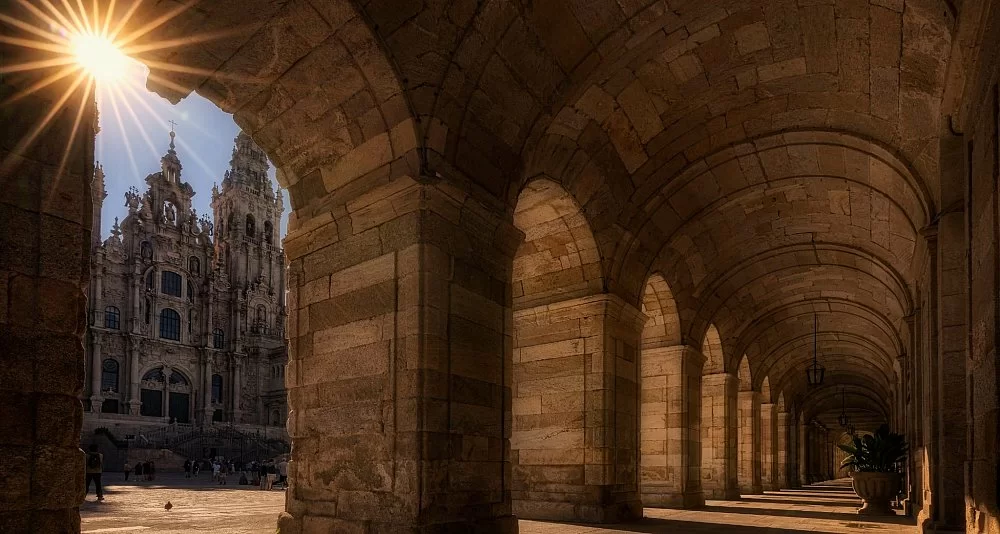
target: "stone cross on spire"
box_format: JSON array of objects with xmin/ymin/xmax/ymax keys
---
[{"xmin": 168, "ymin": 120, "xmax": 177, "ymax": 149}]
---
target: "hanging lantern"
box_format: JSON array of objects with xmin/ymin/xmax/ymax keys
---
[
  {"xmin": 806, "ymin": 314, "xmax": 825, "ymax": 386},
  {"xmin": 837, "ymin": 387, "xmax": 851, "ymax": 428}
]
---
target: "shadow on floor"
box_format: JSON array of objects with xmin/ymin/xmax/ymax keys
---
[
  {"xmin": 736, "ymin": 496, "xmax": 862, "ymax": 507},
  {"xmin": 561, "ymin": 518, "xmax": 827, "ymax": 533},
  {"xmin": 698, "ymin": 504, "xmax": 914, "ymax": 525}
]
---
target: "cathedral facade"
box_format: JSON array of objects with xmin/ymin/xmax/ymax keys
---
[{"xmin": 84, "ymin": 129, "xmax": 287, "ymax": 428}]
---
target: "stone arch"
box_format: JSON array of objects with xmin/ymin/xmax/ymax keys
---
[
  {"xmin": 761, "ymin": 376, "xmax": 771, "ymax": 403},
  {"xmin": 639, "ymin": 271, "xmax": 702, "ymax": 508},
  {"xmin": 641, "ymin": 272, "xmax": 682, "ymax": 348},
  {"xmin": 512, "ymin": 178, "xmax": 604, "ymax": 308},
  {"xmin": 702, "ymin": 323, "xmax": 725, "ymax": 375},
  {"xmin": 737, "ymin": 355, "xmax": 752, "ymax": 392}
]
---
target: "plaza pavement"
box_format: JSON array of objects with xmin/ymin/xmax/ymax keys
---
[{"xmin": 81, "ymin": 477, "xmax": 915, "ymax": 533}]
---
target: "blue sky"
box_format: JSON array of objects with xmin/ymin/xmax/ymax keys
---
[{"xmin": 94, "ymin": 59, "xmax": 289, "ymax": 240}]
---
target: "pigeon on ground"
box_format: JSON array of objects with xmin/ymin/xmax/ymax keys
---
[{"xmin": 164, "ymin": 501, "xmax": 173, "ymax": 511}]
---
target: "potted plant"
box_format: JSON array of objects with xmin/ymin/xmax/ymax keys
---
[{"xmin": 838, "ymin": 424, "xmax": 908, "ymax": 515}]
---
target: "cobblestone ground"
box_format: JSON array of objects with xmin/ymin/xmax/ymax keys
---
[{"xmin": 82, "ymin": 478, "xmax": 914, "ymax": 533}]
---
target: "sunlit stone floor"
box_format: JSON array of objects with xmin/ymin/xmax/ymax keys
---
[{"xmin": 81, "ymin": 476, "xmax": 914, "ymax": 533}]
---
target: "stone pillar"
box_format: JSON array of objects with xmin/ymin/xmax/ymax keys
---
[
  {"xmin": 277, "ymin": 179, "xmax": 519, "ymax": 533},
  {"xmin": 777, "ymin": 411, "xmax": 791, "ymax": 488},
  {"xmin": 702, "ymin": 373, "xmax": 739, "ymax": 500},
  {"xmin": 512, "ymin": 294, "xmax": 646, "ymax": 522},
  {"xmin": 126, "ymin": 342, "xmax": 140, "ymax": 415},
  {"xmin": 640, "ymin": 344, "xmax": 706, "ymax": 508},
  {"xmin": 761, "ymin": 403, "xmax": 778, "ymax": 490},
  {"xmin": 231, "ymin": 361, "xmax": 242, "ymax": 423},
  {"xmin": 89, "ymin": 337, "xmax": 104, "ymax": 412},
  {"xmin": 0, "ymin": 30, "xmax": 93, "ymax": 527},
  {"xmin": 163, "ymin": 365, "xmax": 172, "ymax": 420},
  {"xmin": 737, "ymin": 390, "xmax": 763, "ymax": 494},
  {"xmin": 798, "ymin": 422, "xmax": 809, "ymax": 485}
]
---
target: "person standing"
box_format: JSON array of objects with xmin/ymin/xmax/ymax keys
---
[
  {"xmin": 85, "ymin": 444, "xmax": 104, "ymax": 502},
  {"xmin": 183, "ymin": 459, "xmax": 192, "ymax": 478},
  {"xmin": 218, "ymin": 461, "xmax": 228, "ymax": 485},
  {"xmin": 258, "ymin": 462, "xmax": 267, "ymax": 490},
  {"xmin": 124, "ymin": 462, "xmax": 132, "ymax": 481},
  {"xmin": 134, "ymin": 461, "xmax": 143, "ymax": 481},
  {"xmin": 277, "ymin": 459, "xmax": 288, "ymax": 489},
  {"xmin": 147, "ymin": 460, "xmax": 156, "ymax": 481}
]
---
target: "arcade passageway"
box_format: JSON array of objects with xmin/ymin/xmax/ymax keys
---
[{"xmin": 2, "ymin": 0, "xmax": 1000, "ymax": 533}]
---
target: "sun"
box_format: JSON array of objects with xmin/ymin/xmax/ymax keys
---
[{"xmin": 71, "ymin": 31, "xmax": 129, "ymax": 84}]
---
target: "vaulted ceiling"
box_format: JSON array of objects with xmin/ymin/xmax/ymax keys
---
[{"xmin": 135, "ymin": 0, "xmax": 957, "ymax": 425}]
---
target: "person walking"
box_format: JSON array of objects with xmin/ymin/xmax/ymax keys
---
[
  {"xmin": 183, "ymin": 459, "xmax": 192, "ymax": 478},
  {"xmin": 85, "ymin": 444, "xmax": 104, "ymax": 502},
  {"xmin": 147, "ymin": 460, "xmax": 156, "ymax": 481},
  {"xmin": 134, "ymin": 461, "xmax": 143, "ymax": 481},
  {"xmin": 212, "ymin": 460, "xmax": 220, "ymax": 482},
  {"xmin": 218, "ymin": 461, "xmax": 228, "ymax": 485},
  {"xmin": 124, "ymin": 462, "xmax": 132, "ymax": 481},
  {"xmin": 192, "ymin": 460, "xmax": 200, "ymax": 477}
]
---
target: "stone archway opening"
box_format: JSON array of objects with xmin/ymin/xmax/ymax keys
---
[{"xmin": 638, "ymin": 273, "xmax": 704, "ymax": 509}]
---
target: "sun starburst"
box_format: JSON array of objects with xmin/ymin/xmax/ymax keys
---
[{"xmin": 0, "ymin": 0, "xmax": 261, "ymax": 182}]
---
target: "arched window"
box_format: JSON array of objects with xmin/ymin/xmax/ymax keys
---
[
  {"xmin": 169, "ymin": 370, "xmax": 188, "ymax": 386},
  {"xmin": 142, "ymin": 368, "xmax": 165, "ymax": 382},
  {"xmin": 104, "ymin": 306, "xmax": 120, "ymax": 329},
  {"xmin": 245, "ymin": 214, "xmax": 256, "ymax": 237},
  {"xmin": 211, "ymin": 374, "xmax": 223, "ymax": 404},
  {"xmin": 101, "ymin": 359, "xmax": 119, "ymax": 391},
  {"xmin": 161, "ymin": 271, "xmax": 182, "ymax": 297},
  {"xmin": 140, "ymin": 241, "xmax": 152, "ymax": 261},
  {"xmin": 256, "ymin": 305, "xmax": 267, "ymax": 324},
  {"xmin": 263, "ymin": 221, "xmax": 273, "ymax": 244},
  {"xmin": 159, "ymin": 308, "xmax": 180, "ymax": 340},
  {"xmin": 213, "ymin": 328, "xmax": 225, "ymax": 349},
  {"xmin": 189, "ymin": 256, "xmax": 200, "ymax": 275}
]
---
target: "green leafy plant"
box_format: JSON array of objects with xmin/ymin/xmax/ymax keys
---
[{"xmin": 838, "ymin": 424, "xmax": 907, "ymax": 473}]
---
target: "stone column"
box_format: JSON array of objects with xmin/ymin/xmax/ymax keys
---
[
  {"xmin": 89, "ymin": 337, "xmax": 104, "ymax": 412},
  {"xmin": 798, "ymin": 422, "xmax": 809, "ymax": 485},
  {"xmin": 777, "ymin": 411, "xmax": 791, "ymax": 488},
  {"xmin": 737, "ymin": 390, "xmax": 763, "ymax": 494},
  {"xmin": 127, "ymin": 342, "xmax": 141, "ymax": 415},
  {"xmin": 760, "ymin": 402, "xmax": 778, "ymax": 490},
  {"xmin": 231, "ymin": 361, "xmax": 242, "ymax": 423},
  {"xmin": 640, "ymin": 344, "xmax": 706, "ymax": 508},
  {"xmin": 702, "ymin": 373, "xmax": 739, "ymax": 499},
  {"xmin": 277, "ymin": 179, "xmax": 519, "ymax": 533},
  {"xmin": 0, "ymin": 30, "xmax": 92, "ymax": 529},
  {"xmin": 511, "ymin": 293, "xmax": 646, "ymax": 522},
  {"xmin": 163, "ymin": 365, "xmax": 172, "ymax": 420}
]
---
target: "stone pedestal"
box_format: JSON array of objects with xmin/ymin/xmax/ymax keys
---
[
  {"xmin": 511, "ymin": 294, "xmax": 645, "ymax": 523},
  {"xmin": 702, "ymin": 373, "xmax": 739, "ymax": 500},
  {"xmin": 640, "ymin": 345, "xmax": 706, "ymax": 508},
  {"xmin": 737, "ymin": 390, "xmax": 763, "ymax": 495}
]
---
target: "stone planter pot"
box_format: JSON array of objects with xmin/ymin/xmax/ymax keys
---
[{"xmin": 850, "ymin": 471, "xmax": 901, "ymax": 515}]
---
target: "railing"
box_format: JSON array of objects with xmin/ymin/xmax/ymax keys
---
[{"xmin": 129, "ymin": 422, "xmax": 289, "ymax": 463}]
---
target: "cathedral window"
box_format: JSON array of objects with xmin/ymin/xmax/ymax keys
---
[
  {"xmin": 159, "ymin": 308, "xmax": 181, "ymax": 340},
  {"xmin": 256, "ymin": 305, "xmax": 267, "ymax": 325},
  {"xmin": 189, "ymin": 256, "xmax": 200, "ymax": 275},
  {"xmin": 213, "ymin": 328, "xmax": 225, "ymax": 349},
  {"xmin": 246, "ymin": 214, "xmax": 256, "ymax": 238},
  {"xmin": 101, "ymin": 359, "xmax": 119, "ymax": 392},
  {"xmin": 161, "ymin": 271, "xmax": 182, "ymax": 297},
  {"xmin": 104, "ymin": 306, "xmax": 120, "ymax": 329},
  {"xmin": 140, "ymin": 241, "xmax": 152, "ymax": 262},
  {"xmin": 169, "ymin": 370, "xmax": 188, "ymax": 386},
  {"xmin": 264, "ymin": 221, "xmax": 273, "ymax": 244},
  {"xmin": 211, "ymin": 374, "xmax": 223, "ymax": 404}
]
